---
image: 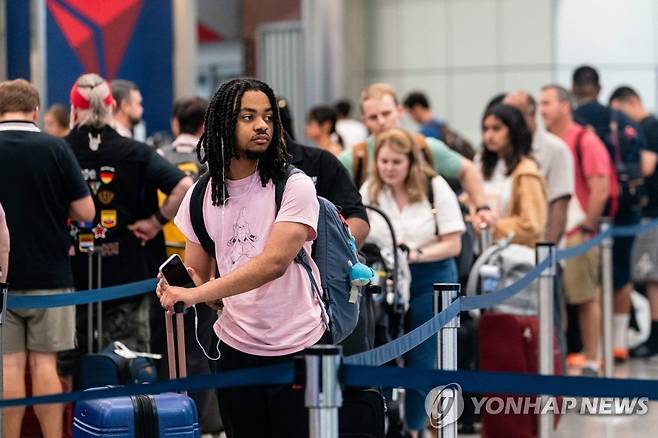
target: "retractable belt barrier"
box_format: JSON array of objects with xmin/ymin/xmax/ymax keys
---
[
  {"xmin": 9, "ymin": 220, "xmax": 657, "ymax": 310},
  {"xmin": 2, "ymin": 219, "xmax": 657, "ymax": 409},
  {"xmin": 1, "ymin": 362, "xmax": 657, "ymax": 409}
]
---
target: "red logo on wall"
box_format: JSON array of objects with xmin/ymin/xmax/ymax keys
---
[{"xmin": 46, "ymin": 0, "xmax": 144, "ymax": 79}]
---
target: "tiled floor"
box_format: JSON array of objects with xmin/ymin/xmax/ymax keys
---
[{"xmin": 553, "ymin": 359, "xmax": 658, "ymax": 438}]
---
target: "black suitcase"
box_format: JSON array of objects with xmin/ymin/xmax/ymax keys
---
[
  {"xmin": 77, "ymin": 250, "xmax": 157, "ymax": 390},
  {"xmin": 339, "ymin": 388, "xmax": 386, "ymax": 438}
]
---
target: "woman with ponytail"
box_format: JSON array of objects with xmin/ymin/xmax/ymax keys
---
[{"xmin": 63, "ymin": 73, "xmax": 192, "ymax": 372}]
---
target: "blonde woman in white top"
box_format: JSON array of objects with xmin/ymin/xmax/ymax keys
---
[{"xmin": 360, "ymin": 128, "xmax": 465, "ymax": 436}]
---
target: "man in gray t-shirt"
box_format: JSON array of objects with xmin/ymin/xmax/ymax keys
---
[
  {"xmin": 158, "ymin": 96, "xmax": 208, "ymax": 181},
  {"xmin": 505, "ymin": 90, "xmax": 575, "ymax": 243}
]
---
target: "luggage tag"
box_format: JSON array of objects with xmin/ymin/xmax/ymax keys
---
[{"xmin": 113, "ymin": 341, "xmax": 162, "ymax": 360}]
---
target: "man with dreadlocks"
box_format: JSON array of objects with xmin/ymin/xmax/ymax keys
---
[{"xmin": 157, "ymin": 78, "xmax": 330, "ymax": 437}]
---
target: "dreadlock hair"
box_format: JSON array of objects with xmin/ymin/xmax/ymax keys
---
[{"xmin": 197, "ymin": 78, "xmax": 288, "ymax": 206}]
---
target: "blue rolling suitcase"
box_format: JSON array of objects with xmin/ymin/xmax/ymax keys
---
[
  {"xmin": 73, "ymin": 304, "xmax": 200, "ymax": 437},
  {"xmin": 73, "ymin": 393, "xmax": 199, "ymax": 437}
]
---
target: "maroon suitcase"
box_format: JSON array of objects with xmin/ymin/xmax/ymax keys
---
[{"xmin": 479, "ymin": 313, "xmax": 562, "ymax": 438}]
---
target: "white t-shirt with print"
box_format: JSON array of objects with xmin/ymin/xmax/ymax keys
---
[{"xmin": 360, "ymin": 175, "xmax": 465, "ymax": 252}]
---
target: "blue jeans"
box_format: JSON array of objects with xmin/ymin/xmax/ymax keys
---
[{"xmin": 404, "ymin": 258, "xmax": 458, "ymax": 431}]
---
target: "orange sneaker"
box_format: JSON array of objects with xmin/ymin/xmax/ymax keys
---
[
  {"xmin": 566, "ymin": 353, "xmax": 587, "ymax": 368},
  {"xmin": 613, "ymin": 348, "xmax": 629, "ymax": 363}
]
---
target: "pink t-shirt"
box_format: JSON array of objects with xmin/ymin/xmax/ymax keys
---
[
  {"xmin": 175, "ymin": 171, "xmax": 325, "ymax": 356},
  {"xmin": 560, "ymin": 123, "xmax": 617, "ymax": 212}
]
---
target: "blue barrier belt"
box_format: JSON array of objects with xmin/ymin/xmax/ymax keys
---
[
  {"xmin": 347, "ymin": 219, "xmax": 658, "ymax": 366},
  {"xmin": 7, "ymin": 278, "xmax": 157, "ymax": 309},
  {"xmin": 7, "ymin": 220, "xmax": 658, "ymax": 310},
  {"xmin": 460, "ymin": 257, "xmax": 550, "ymax": 311},
  {"xmin": 345, "ymin": 257, "xmax": 551, "ymax": 366},
  {"xmin": 345, "ymin": 300, "xmax": 461, "ymax": 366},
  {"xmin": 612, "ymin": 218, "xmax": 658, "ymax": 237},
  {"xmin": 555, "ymin": 229, "xmax": 609, "ymax": 261},
  {"xmin": 341, "ymin": 365, "xmax": 658, "ymax": 400},
  {"xmin": 3, "ymin": 361, "xmax": 658, "ymax": 407},
  {"xmin": 0, "ymin": 362, "xmax": 294, "ymax": 408}
]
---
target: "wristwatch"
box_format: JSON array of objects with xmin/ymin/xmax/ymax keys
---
[
  {"xmin": 154, "ymin": 210, "xmax": 169, "ymax": 226},
  {"xmin": 580, "ymin": 225, "xmax": 596, "ymax": 235}
]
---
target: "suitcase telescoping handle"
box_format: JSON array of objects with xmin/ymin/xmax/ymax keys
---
[
  {"xmin": 87, "ymin": 248, "xmax": 103, "ymax": 354},
  {"xmin": 165, "ymin": 301, "xmax": 187, "ymax": 395}
]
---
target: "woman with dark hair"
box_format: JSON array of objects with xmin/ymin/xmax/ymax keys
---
[
  {"xmin": 476, "ymin": 104, "xmax": 549, "ymax": 438},
  {"xmin": 304, "ymin": 105, "xmax": 344, "ymax": 156},
  {"xmin": 478, "ymin": 104, "xmax": 547, "ymax": 247}
]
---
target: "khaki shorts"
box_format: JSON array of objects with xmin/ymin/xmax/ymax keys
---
[
  {"xmin": 562, "ymin": 231, "xmax": 601, "ymax": 305},
  {"xmin": 3, "ymin": 288, "xmax": 76, "ymax": 354}
]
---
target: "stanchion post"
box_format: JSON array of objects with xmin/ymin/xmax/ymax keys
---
[
  {"xmin": 536, "ymin": 243, "xmax": 556, "ymax": 438},
  {"xmin": 305, "ymin": 345, "xmax": 342, "ymax": 438},
  {"xmin": 600, "ymin": 218, "xmax": 614, "ymax": 378},
  {"xmin": 0, "ymin": 279, "xmax": 8, "ymax": 438},
  {"xmin": 479, "ymin": 223, "xmax": 492, "ymax": 253},
  {"xmin": 434, "ymin": 283, "xmax": 460, "ymax": 438}
]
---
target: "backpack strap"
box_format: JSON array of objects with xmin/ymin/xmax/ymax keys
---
[
  {"xmin": 274, "ymin": 165, "xmax": 331, "ymax": 328},
  {"xmin": 413, "ymin": 134, "xmax": 434, "ymax": 168},
  {"xmin": 609, "ymin": 110, "xmax": 624, "ymax": 167},
  {"xmin": 189, "ymin": 172, "xmax": 216, "ymax": 259},
  {"xmin": 352, "ymin": 141, "xmax": 368, "ymax": 188},
  {"xmin": 274, "ymin": 165, "xmax": 304, "ymax": 213},
  {"xmin": 274, "ymin": 165, "xmax": 307, "ymax": 262},
  {"xmin": 426, "ymin": 176, "xmax": 439, "ymax": 236}
]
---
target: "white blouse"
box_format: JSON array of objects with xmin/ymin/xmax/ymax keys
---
[{"xmin": 360, "ymin": 176, "xmax": 466, "ymax": 252}]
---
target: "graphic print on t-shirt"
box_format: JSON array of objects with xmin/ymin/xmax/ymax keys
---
[{"xmin": 227, "ymin": 207, "xmax": 259, "ymax": 265}]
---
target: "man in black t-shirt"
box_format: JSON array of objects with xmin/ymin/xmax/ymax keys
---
[
  {"xmin": 65, "ymin": 74, "xmax": 191, "ymax": 355},
  {"xmin": 276, "ymin": 98, "xmax": 369, "ymax": 245},
  {"xmin": 610, "ymin": 86, "xmax": 658, "ymax": 358},
  {"xmin": 0, "ymin": 79, "xmax": 95, "ymax": 438},
  {"xmin": 572, "ymin": 66, "xmax": 647, "ymax": 363},
  {"xmin": 0, "ymin": 202, "xmax": 8, "ymax": 283}
]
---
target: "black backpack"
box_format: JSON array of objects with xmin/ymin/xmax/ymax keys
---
[{"xmin": 587, "ymin": 110, "xmax": 647, "ymax": 215}]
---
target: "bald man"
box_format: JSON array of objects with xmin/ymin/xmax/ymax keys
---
[{"xmin": 504, "ymin": 90, "xmax": 574, "ymax": 243}]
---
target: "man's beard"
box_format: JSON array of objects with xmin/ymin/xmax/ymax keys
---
[
  {"xmin": 129, "ymin": 116, "xmax": 142, "ymax": 128},
  {"xmin": 244, "ymin": 149, "xmax": 266, "ymax": 160}
]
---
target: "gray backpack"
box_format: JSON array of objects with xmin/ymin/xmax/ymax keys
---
[{"xmin": 465, "ymin": 236, "xmax": 538, "ymax": 315}]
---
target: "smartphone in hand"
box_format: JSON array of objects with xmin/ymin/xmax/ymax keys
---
[{"xmin": 159, "ymin": 254, "xmax": 195, "ymax": 288}]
